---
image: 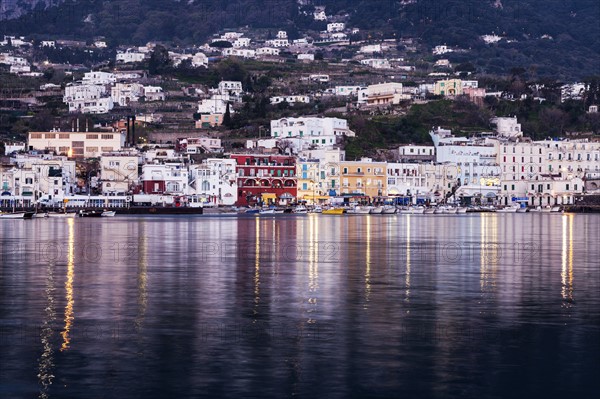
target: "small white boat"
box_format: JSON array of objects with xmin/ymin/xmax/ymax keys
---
[
  {"xmin": 433, "ymin": 206, "xmax": 448, "ymax": 214},
  {"xmin": 48, "ymin": 212, "xmax": 77, "ymax": 218},
  {"xmin": 311, "ymin": 206, "xmax": 323, "ymax": 213},
  {"xmin": 446, "ymin": 207, "xmax": 458, "ymax": 214},
  {"xmin": 382, "ymin": 205, "xmax": 397, "ymax": 214},
  {"xmin": 516, "ymin": 206, "xmax": 528, "ymax": 213},
  {"xmin": 101, "ymin": 211, "xmax": 116, "ymax": 217},
  {"xmin": 456, "ymin": 207, "xmax": 468, "ymax": 214},
  {"xmin": 370, "ymin": 206, "xmax": 383, "ymax": 214},
  {"xmin": 423, "ymin": 207, "xmax": 435, "ymax": 214},
  {"xmin": 34, "ymin": 212, "xmax": 49, "ymax": 218},
  {"xmin": 496, "ymin": 204, "xmax": 519, "ymax": 213},
  {"xmin": 529, "ymin": 206, "xmax": 542, "ymax": 213},
  {"xmin": 293, "ymin": 205, "xmax": 308, "ymax": 214},
  {"xmin": 259, "ymin": 208, "xmax": 275, "ymax": 215},
  {"xmin": 0, "ymin": 211, "xmax": 34, "ymax": 219},
  {"xmin": 541, "ymin": 206, "xmax": 552, "ymax": 213},
  {"xmin": 274, "ymin": 209, "xmax": 285, "ymax": 214},
  {"xmin": 410, "ymin": 206, "xmax": 425, "ymax": 214},
  {"xmin": 551, "ymin": 206, "xmax": 562, "ymax": 213}
]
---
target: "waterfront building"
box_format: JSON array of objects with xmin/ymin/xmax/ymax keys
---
[
  {"xmin": 100, "ymin": 153, "xmax": 139, "ymax": 195},
  {"xmin": 231, "ymin": 154, "xmax": 297, "ymax": 206},
  {"xmin": 28, "ymin": 130, "xmax": 126, "ymax": 158},
  {"xmin": 189, "ymin": 158, "xmax": 237, "ymax": 206},
  {"xmin": 339, "ymin": 158, "xmax": 387, "ymax": 198}
]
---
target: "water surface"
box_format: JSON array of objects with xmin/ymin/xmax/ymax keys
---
[{"xmin": 1, "ymin": 213, "xmax": 599, "ymax": 398}]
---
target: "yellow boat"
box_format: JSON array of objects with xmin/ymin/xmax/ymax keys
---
[{"xmin": 322, "ymin": 208, "xmax": 345, "ymax": 215}]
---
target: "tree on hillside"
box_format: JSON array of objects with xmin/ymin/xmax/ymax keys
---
[{"xmin": 148, "ymin": 45, "xmax": 170, "ymax": 75}]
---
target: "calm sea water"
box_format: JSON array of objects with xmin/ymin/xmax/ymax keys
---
[{"xmin": 0, "ymin": 214, "xmax": 599, "ymax": 398}]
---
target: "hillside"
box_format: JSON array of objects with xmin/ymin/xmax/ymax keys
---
[{"xmin": 0, "ymin": 0, "xmax": 598, "ymax": 79}]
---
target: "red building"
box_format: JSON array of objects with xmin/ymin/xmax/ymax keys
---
[{"xmin": 230, "ymin": 154, "xmax": 297, "ymax": 206}]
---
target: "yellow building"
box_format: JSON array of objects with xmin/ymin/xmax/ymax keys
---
[
  {"xmin": 297, "ymin": 160, "xmax": 327, "ymax": 204},
  {"xmin": 339, "ymin": 158, "xmax": 386, "ymax": 198},
  {"xmin": 433, "ymin": 79, "xmax": 463, "ymax": 96}
]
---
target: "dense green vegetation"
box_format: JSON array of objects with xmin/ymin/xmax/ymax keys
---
[{"xmin": 1, "ymin": 0, "xmax": 597, "ymax": 79}]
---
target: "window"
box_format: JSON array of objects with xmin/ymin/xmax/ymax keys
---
[
  {"xmin": 45, "ymin": 133, "xmax": 56, "ymax": 139},
  {"xmin": 30, "ymin": 133, "xmax": 43, "ymax": 139},
  {"xmin": 59, "ymin": 134, "xmax": 70, "ymax": 139},
  {"xmin": 566, "ymin": 184, "xmax": 570, "ymax": 191},
  {"xmin": 101, "ymin": 134, "xmax": 114, "ymax": 140},
  {"xmin": 302, "ymin": 183, "xmax": 307, "ymax": 190},
  {"xmin": 86, "ymin": 134, "xmax": 99, "ymax": 139}
]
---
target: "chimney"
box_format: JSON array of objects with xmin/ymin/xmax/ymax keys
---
[
  {"xmin": 131, "ymin": 115, "xmax": 136, "ymax": 146},
  {"xmin": 126, "ymin": 116, "xmax": 130, "ymax": 147}
]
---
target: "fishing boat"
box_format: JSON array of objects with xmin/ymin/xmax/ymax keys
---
[
  {"xmin": 101, "ymin": 210, "xmax": 116, "ymax": 217},
  {"xmin": 410, "ymin": 206, "xmax": 425, "ymax": 214},
  {"xmin": 351, "ymin": 206, "xmax": 373, "ymax": 214},
  {"xmin": 423, "ymin": 207, "xmax": 435, "ymax": 214},
  {"xmin": 245, "ymin": 208, "xmax": 260, "ymax": 214},
  {"xmin": 322, "ymin": 208, "xmax": 345, "ymax": 215},
  {"xmin": 311, "ymin": 206, "xmax": 323, "ymax": 213},
  {"xmin": 456, "ymin": 207, "xmax": 468, "ymax": 214}
]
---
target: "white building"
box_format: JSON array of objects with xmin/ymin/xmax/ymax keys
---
[
  {"xmin": 192, "ymin": 52, "xmax": 208, "ymax": 67},
  {"xmin": 100, "ymin": 154, "xmax": 139, "ymax": 195},
  {"xmin": 179, "ymin": 137, "xmax": 223, "ymax": 153},
  {"xmin": 111, "ymin": 83, "xmax": 144, "ymax": 106},
  {"xmin": 359, "ymin": 44, "xmax": 382, "ymax": 53},
  {"xmin": 82, "ymin": 71, "xmax": 116, "ymax": 85},
  {"xmin": 277, "ymin": 31, "xmax": 288, "ymax": 39},
  {"xmin": 360, "ymin": 58, "xmax": 391, "ymax": 69},
  {"xmin": 257, "ymin": 47, "xmax": 281, "ymax": 56},
  {"xmin": 141, "ymin": 163, "xmax": 189, "ymax": 195},
  {"xmin": 270, "ymin": 95, "xmax": 311, "ymax": 105},
  {"xmin": 1, "ymin": 155, "xmax": 77, "ymax": 200},
  {"xmin": 222, "ymin": 48, "xmax": 256, "ymax": 58},
  {"xmin": 297, "ymin": 53, "xmax": 314, "ymax": 61},
  {"xmin": 263, "ymin": 117, "xmax": 355, "ymax": 153},
  {"xmin": 334, "ymin": 86, "xmax": 365, "ymax": 96},
  {"xmin": 327, "ymin": 22, "xmax": 345, "ymax": 32},
  {"xmin": 28, "ymin": 130, "xmax": 126, "ymax": 158},
  {"xmin": 386, "ymin": 163, "xmax": 432, "ymax": 198},
  {"xmin": 189, "ymin": 158, "xmax": 237, "ymax": 206},
  {"xmin": 64, "ymin": 84, "xmax": 113, "ymax": 114},
  {"xmin": 233, "ymin": 37, "xmax": 251, "ymax": 48},
  {"xmin": 491, "ymin": 116, "xmax": 523, "ymax": 138},
  {"xmin": 197, "ymin": 95, "xmax": 232, "ymax": 114},
  {"xmin": 218, "ymin": 81, "xmax": 243, "ymax": 96},
  {"xmin": 116, "ymin": 49, "xmax": 146, "ymax": 63},
  {"xmin": 143, "ymin": 86, "xmax": 165, "ymax": 102},
  {"xmin": 266, "ymin": 38, "xmax": 289, "ymax": 47},
  {"xmin": 433, "ymin": 45, "xmax": 453, "ymax": 55},
  {"xmin": 360, "ymin": 82, "xmax": 405, "ymax": 106}
]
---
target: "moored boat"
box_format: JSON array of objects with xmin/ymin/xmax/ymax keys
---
[
  {"xmin": 382, "ymin": 205, "xmax": 397, "ymax": 214},
  {"xmin": 370, "ymin": 206, "xmax": 383, "ymax": 214},
  {"xmin": 322, "ymin": 208, "xmax": 345, "ymax": 215},
  {"xmin": 101, "ymin": 211, "xmax": 116, "ymax": 217},
  {"xmin": 293, "ymin": 205, "xmax": 308, "ymax": 214},
  {"xmin": 0, "ymin": 211, "xmax": 35, "ymax": 219}
]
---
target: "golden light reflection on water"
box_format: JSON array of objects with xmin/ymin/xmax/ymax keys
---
[
  {"xmin": 405, "ymin": 215, "xmax": 411, "ymax": 301},
  {"xmin": 60, "ymin": 218, "xmax": 75, "ymax": 352},
  {"xmin": 364, "ymin": 216, "xmax": 372, "ymax": 307},
  {"xmin": 307, "ymin": 215, "xmax": 319, "ymax": 324},
  {"xmin": 480, "ymin": 214, "xmax": 498, "ymax": 292},
  {"xmin": 38, "ymin": 259, "xmax": 56, "ymax": 399},
  {"xmin": 253, "ymin": 216, "xmax": 260, "ymax": 317},
  {"xmin": 135, "ymin": 221, "xmax": 148, "ymax": 334},
  {"xmin": 561, "ymin": 214, "xmax": 574, "ymax": 305}
]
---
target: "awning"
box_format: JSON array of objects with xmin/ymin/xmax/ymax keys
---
[
  {"xmin": 261, "ymin": 193, "xmax": 277, "ymax": 200},
  {"xmin": 279, "ymin": 192, "xmax": 294, "ymax": 199},
  {"xmin": 485, "ymin": 192, "xmax": 497, "ymax": 198}
]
